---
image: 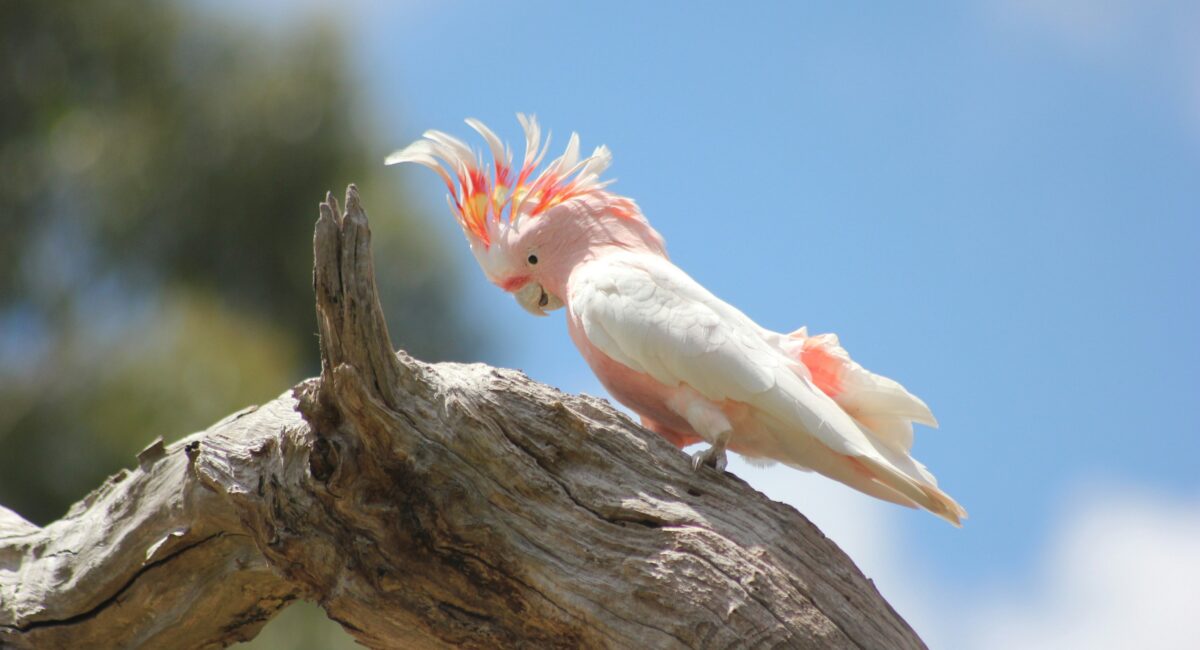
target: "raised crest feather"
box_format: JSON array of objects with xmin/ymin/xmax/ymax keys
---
[{"xmin": 386, "ymin": 115, "xmax": 618, "ymax": 248}]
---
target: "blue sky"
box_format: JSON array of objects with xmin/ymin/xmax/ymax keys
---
[{"xmin": 217, "ymin": 1, "xmax": 1200, "ymax": 645}]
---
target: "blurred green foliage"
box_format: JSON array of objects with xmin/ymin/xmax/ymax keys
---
[{"xmin": 0, "ymin": 2, "xmax": 476, "ymax": 646}]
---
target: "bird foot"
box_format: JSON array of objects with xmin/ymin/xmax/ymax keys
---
[{"xmin": 691, "ymin": 445, "xmax": 728, "ymax": 472}]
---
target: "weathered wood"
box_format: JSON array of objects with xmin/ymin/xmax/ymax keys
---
[{"xmin": 0, "ymin": 186, "xmax": 926, "ymax": 649}]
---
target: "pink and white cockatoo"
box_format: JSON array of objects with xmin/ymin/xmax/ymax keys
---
[{"xmin": 386, "ymin": 116, "xmax": 966, "ymax": 525}]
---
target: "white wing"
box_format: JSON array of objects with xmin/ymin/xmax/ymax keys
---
[
  {"xmin": 570, "ymin": 252, "xmax": 966, "ymax": 524},
  {"xmin": 572, "ymin": 254, "xmax": 873, "ymax": 455}
]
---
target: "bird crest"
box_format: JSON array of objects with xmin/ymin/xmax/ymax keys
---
[{"xmin": 387, "ymin": 115, "xmax": 630, "ymax": 248}]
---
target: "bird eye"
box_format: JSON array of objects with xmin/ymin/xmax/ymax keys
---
[{"xmin": 527, "ymin": 254, "xmax": 538, "ymax": 265}]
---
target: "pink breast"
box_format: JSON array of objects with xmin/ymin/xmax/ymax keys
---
[{"xmin": 565, "ymin": 313, "xmax": 699, "ymax": 444}]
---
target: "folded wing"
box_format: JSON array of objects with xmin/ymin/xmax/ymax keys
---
[
  {"xmin": 777, "ymin": 330, "xmax": 937, "ymax": 455},
  {"xmin": 571, "ymin": 253, "xmax": 966, "ymax": 525}
]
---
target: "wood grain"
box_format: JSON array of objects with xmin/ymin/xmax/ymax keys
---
[{"xmin": 0, "ymin": 186, "xmax": 925, "ymax": 649}]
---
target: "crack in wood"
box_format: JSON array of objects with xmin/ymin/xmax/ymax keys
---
[{"xmin": 14, "ymin": 532, "xmax": 227, "ymax": 633}]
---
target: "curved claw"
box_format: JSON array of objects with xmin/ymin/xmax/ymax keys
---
[{"xmin": 691, "ymin": 445, "xmax": 728, "ymax": 472}]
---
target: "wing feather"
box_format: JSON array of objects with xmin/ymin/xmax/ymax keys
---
[
  {"xmin": 570, "ymin": 253, "xmax": 966, "ymax": 525},
  {"xmin": 572, "ymin": 255, "xmax": 875, "ymax": 456}
]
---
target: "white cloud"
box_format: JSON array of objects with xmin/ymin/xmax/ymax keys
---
[{"xmin": 964, "ymin": 486, "xmax": 1200, "ymax": 650}]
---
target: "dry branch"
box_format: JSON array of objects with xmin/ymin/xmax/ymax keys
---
[{"xmin": 0, "ymin": 186, "xmax": 926, "ymax": 649}]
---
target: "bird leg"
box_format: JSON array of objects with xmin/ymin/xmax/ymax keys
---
[{"xmin": 666, "ymin": 387, "xmax": 733, "ymax": 473}]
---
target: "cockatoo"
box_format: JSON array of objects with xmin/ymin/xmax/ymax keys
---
[{"xmin": 387, "ymin": 116, "xmax": 966, "ymax": 525}]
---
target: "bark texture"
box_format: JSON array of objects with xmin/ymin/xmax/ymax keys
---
[{"xmin": 0, "ymin": 186, "xmax": 927, "ymax": 649}]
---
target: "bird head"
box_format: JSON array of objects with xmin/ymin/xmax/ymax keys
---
[{"xmin": 386, "ymin": 115, "xmax": 665, "ymax": 316}]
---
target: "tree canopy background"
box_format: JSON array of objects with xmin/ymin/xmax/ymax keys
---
[{"xmin": 1, "ymin": 1, "xmax": 477, "ymax": 646}]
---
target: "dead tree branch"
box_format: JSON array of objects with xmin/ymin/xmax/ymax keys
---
[{"xmin": 0, "ymin": 186, "xmax": 926, "ymax": 649}]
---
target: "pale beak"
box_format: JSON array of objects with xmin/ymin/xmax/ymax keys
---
[{"xmin": 514, "ymin": 282, "xmax": 564, "ymax": 316}]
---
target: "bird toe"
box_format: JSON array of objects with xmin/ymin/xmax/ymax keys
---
[{"xmin": 690, "ymin": 446, "xmax": 728, "ymax": 473}]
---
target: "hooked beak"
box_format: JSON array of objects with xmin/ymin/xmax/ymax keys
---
[{"xmin": 514, "ymin": 282, "xmax": 564, "ymax": 316}]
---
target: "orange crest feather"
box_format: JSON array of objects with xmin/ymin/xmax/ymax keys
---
[{"xmin": 386, "ymin": 115, "xmax": 618, "ymax": 247}]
